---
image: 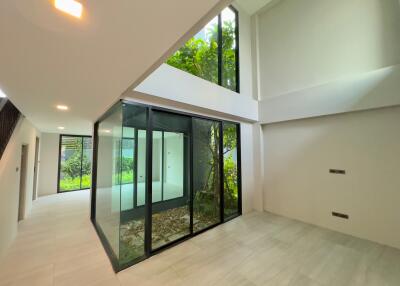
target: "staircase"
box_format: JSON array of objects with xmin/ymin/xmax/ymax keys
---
[{"xmin": 0, "ymin": 99, "xmax": 21, "ymax": 160}]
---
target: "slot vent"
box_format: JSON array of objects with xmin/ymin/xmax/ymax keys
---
[
  {"xmin": 332, "ymin": 212, "xmax": 349, "ymax": 219},
  {"xmin": 329, "ymin": 169, "xmax": 346, "ymax": 175}
]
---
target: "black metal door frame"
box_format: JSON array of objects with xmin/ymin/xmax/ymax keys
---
[{"xmin": 147, "ymin": 109, "xmax": 192, "ymax": 255}]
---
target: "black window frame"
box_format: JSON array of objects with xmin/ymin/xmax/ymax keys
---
[
  {"xmin": 167, "ymin": 5, "xmax": 240, "ymax": 93},
  {"xmin": 57, "ymin": 134, "xmax": 93, "ymax": 193}
]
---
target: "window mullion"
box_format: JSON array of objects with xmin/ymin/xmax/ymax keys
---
[{"xmin": 218, "ymin": 13, "xmax": 223, "ymax": 87}]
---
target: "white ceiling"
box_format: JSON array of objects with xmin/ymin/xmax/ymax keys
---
[
  {"xmin": 235, "ymin": 0, "xmax": 274, "ymax": 15},
  {"xmin": 0, "ymin": 0, "xmax": 229, "ymax": 135}
]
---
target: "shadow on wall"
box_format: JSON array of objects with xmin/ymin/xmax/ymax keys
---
[
  {"xmin": 259, "ymin": 64, "xmax": 400, "ymax": 124},
  {"xmin": 262, "ymin": 105, "xmax": 400, "ymax": 250},
  {"xmin": 377, "ymin": 0, "xmax": 400, "ymax": 66}
]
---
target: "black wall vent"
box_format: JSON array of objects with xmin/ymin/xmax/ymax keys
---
[
  {"xmin": 332, "ymin": 212, "xmax": 349, "ymax": 219},
  {"xmin": 329, "ymin": 169, "xmax": 346, "ymax": 175}
]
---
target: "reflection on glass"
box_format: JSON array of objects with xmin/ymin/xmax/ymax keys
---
[
  {"xmin": 120, "ymin": 127, "xmax": 134, "ymax": 211},
  {"xmin": 222, "ymin": 7, "xmax": 237, "ymax": 92},
  {"xmin": 118, "ymin": 104, "xmax": 147, "ymax": 266},
  {"xmin": 59, "ymin": 136, "xmax": 92, "ymax": 192},
  {"xmin": 223, "ymin": 123, "xmax": 239, "ymax": 218},
  {"xmin": 95, "ymin": 106, "xmax": 123, "ymax": 261},
  {"xmin": 193, "ymin": 118, "xmax": 221, "ymax": 232},
  {"xmin": 136, "ymin": 130, "xmax": 147, "ymax": 207},
  {"xmin": 151, "ymin": 111, "xmax": 190, "ymax": 250},
  {"xmin": 152, "ymin": 131, "xmax": 163, "ymax": 203},
  {"xmin": 163, "ymin": 132, "xmax": 184, "ymax": 200}
]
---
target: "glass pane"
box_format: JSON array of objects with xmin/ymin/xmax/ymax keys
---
[
  {"xmin": 193, "ymin": 118, "xmax": 221, "ymax": 232},
  {"xmin": 136, "ymin": 130, "xmax": 147, "ymax": 207},
  {"xmin": 223, "ymin": 123, "xmax": 239, "ymax": 218},
  {"xmin": 95, "ymin": 105, "xmax": 122, "ymax": 261},
  {"xmin": 81, "ymin": 137, "xmax": 92, "ymax": 189},
  {"xmin": 151, "ymin": 111, "xmax": 191, "ymax": 250},
  {"xmin": 152, "ymin": 131, "xmax": 163, "ymax": 203},
  {"xmin": 163, "ymin": 132, "xmax": 184, "ymax": 200},
  {"xmin": 222, "ymin": 7, "xmax": 237, "ymax": 92},
  {"xmin": 166, "ymin": 16, "xmax": 219, "ymax": 84},
  {"xmin": 59, "ymin": 136, "xmax": 82, "ymax": 192},
  {"xmin": 119, "ymin": 104, "xmax": 147, "ymax": 266},
  {"xmin": 121, "ymin": 128, "xmax": 135, "ymax": 211}
]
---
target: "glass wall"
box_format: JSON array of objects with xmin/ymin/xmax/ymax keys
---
[
  {"xmin": 151, "ymin": 111, "xmax": 191, "ymax": 250},
  {"xmin": 94, "ymin": 104, "xmax": 123, "ymax": 263},
  {"xmin": 58, "ymin": 135, "xmax": 92, "ymax": 192},
  {"xmin": 223, "ymin": 123, "xmax": 240, "ymax": 219},
  {"xmin": 193, "ymin": 118, "xmax": 221, "ymax": 232},
  {"xmin": 166, "ymin": 6, "xmax": 239, "ymax": 92},
  {"xmin": 92, "ymin": 101, "xmax": 241, "ymax": 271},
  {"xmin": 119, "ymin": 104, "xmax": 147, "ymax": 266}
]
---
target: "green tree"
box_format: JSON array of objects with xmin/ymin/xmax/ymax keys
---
[
  {"xmin": 60, "ymin": 137, "xmax": 91, "ymax": 179},
  {"xmin": 166, "ymin": 18, "xmax": 236, "ymax": 91}
]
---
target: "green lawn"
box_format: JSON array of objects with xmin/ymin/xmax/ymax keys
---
[{"xmin": 59, "ymin": 171, "xmax": 134, "ymax": 192}]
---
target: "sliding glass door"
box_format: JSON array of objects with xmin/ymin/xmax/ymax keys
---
[
  {"xmin": 58, "ymin": 135, "xmax": 92, "ymax": 192},
  {"xmin": 192, "ymin": 118, "xmax": 221, "ymax": 232},
  {"xmin": 151, "ymin": 111, "xmax": 191, "ymax": 250}
]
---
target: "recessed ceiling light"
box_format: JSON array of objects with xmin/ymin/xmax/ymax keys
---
[
  {"xmin": 0, "ymin": 88, "xmax": 6, "ymax": 98},
  {"xmin": 102, "ymin": 129, "xmax": 111, "ymax": 133},
  {"xmin": 54, "ymin": 0, "xmax": 83, "ymax": 19},
  {"xmin": 58, "ymin": 126, "xmax": 65, "ymax": 130},
  {"xmin": 56, "ymin": 105, "xmax": 69, "ymax": 111}
]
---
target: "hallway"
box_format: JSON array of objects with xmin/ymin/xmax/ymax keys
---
[
  {"xmin": 0, "ymin": 191, "xmax": 117, "ymax": 286},
  {"xmin": 1, "ymin": 191, "xmax": 400, "ymax": 286}
]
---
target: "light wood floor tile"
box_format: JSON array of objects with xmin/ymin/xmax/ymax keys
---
[{"xmin": 1, "ymin": 191, "xmax": 400, "ymax": 286}]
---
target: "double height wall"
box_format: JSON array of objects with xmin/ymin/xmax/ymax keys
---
[{"xmin": 91, "ymin": 101, "xmax": 241, "ymax": 271}]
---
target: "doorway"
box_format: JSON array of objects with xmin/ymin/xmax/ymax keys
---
[
  {"xmin": 32, "ymin": 137, "xmax": 40, "ymax": 201},
  {"xmin": 18, "ymin": 145, "xmax": 28, "ymax": 221}
]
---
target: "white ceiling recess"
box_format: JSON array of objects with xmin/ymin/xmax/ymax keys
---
[{"xmin": 0, "ymin": 0, "xmax": 231, "ymax": 135}]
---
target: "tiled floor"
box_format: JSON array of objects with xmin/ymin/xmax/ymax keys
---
[{"xmin": 1, "ymin": 190, "xmax": 400, "ymax": 286}]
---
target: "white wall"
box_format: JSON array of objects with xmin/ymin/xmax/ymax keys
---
[
  {"xmin": 259, "ymin": 65, "xmax": 400, "ymax": 123},
  {"xmin": 134, "ymin": 64, "xmax": 258, "ymax": 122},
  {"xmin": 256, "ymin": 0, "xmax": 400, "ymax": 122},
  {"xmin": 257, "ymin": 0, "xmax": 400, "ymax": 98},
  {"xmin": 240, "ymin": 122, "xmax": 262, "ymax": 213},
  {"xmin": 0, "ymin": 118, "xmax": 40, "ymax": 257},
  {"xmin": 37, "ymin": 133, "xmax": 59, "ymax": 197},
  {"xmin": 263, "ymin": 106, "xmax": 400, "ymax": 249}
]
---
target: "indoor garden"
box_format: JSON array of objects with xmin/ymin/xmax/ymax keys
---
[{"xmin": 91, "ymin": 101, "xmax": 241, "ymax": 271}]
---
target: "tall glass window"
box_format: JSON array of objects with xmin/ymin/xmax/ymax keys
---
[
  {"xmin": 221, "ymin": 7, "xmax": 238, "ymax": 92},
  {"xmin": 166, "ymin": 6, "xmax": 239, "ymax": 92},
  {"xmin": 151, "ymin": 111, "xmax": 191, "ymax": 250},
  {"xmin": 192, "ymin": 118, "xmax": 221, "ymax": 232},
  {"xmin": 95, "ymin": 105, "xmax": 123, "ymax": 263},
  {"xmin": 58, "ymin": 135, "xmax": 92, "ymax": 192},
  {"xmin": 223, "ymin": 123, "xmax": 239, "ymax": 219}
]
